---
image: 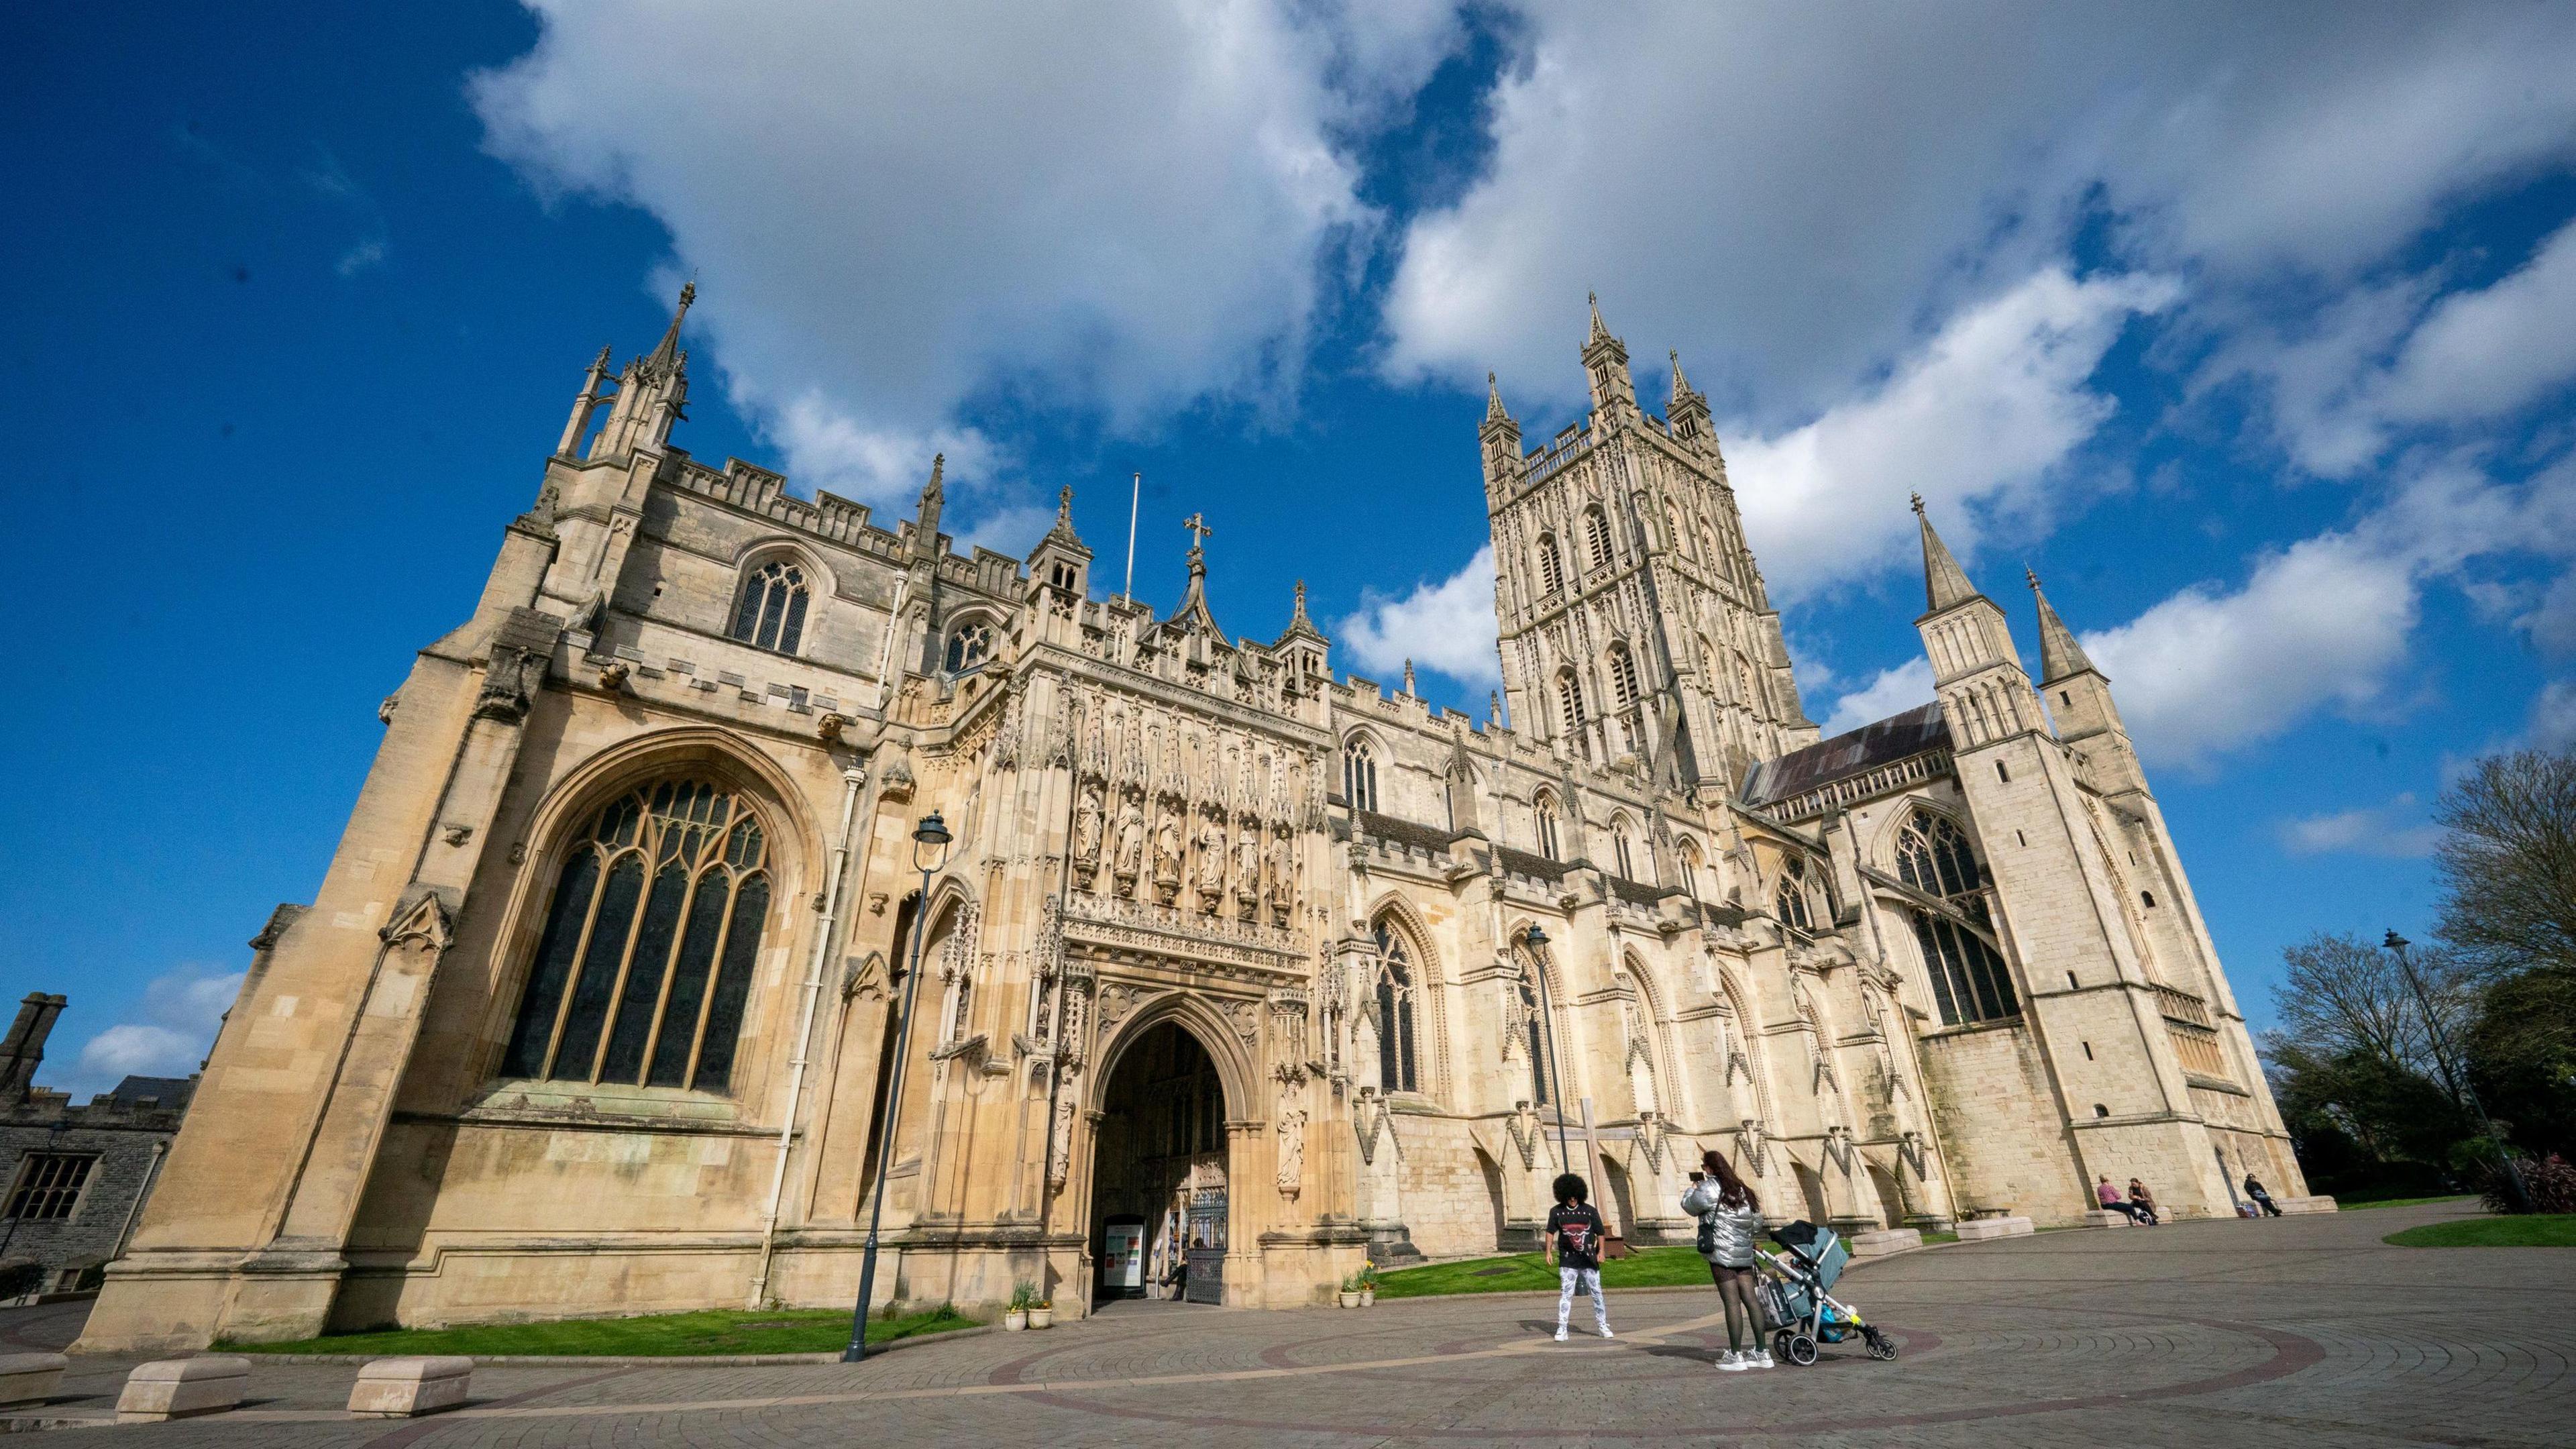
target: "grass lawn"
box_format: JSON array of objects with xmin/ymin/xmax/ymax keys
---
[
  {"xmin": 223, "ymin": 1303, "xmax": 977, "ymax": 1357},
  {"xmin": 2340, "ymin": 1191, "xmax": 2476, "ymax": 1210},
  {"xmin": 2383, "ymin": 1214, "xmax": 2576, "ymax": 1248}
]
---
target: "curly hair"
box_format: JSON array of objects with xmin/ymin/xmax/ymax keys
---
[{"xmin": 1552, "ymin": 1172, "xmax": 1588, "ymax": 1204}]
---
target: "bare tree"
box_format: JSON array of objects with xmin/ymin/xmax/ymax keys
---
[
  {"xmin": 2269, "ymin": 932, "xmax": 2475, "ymax": 1083},
  {"xmin": 2436, "ymin": 747, "xmax": 2576, "ymax": 975}
]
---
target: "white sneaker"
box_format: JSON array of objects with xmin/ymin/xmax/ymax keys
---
[
  {"xmin": 1717, "ymin": 1350, "xmax": 1748, "ymax": 1371},
  {"xmin": 1598, "ymin": 1325, "xmax": 1615, "ymax": 1339},
  {"xmin": 1750, "ymin": 1350, "xmax": 1775, "ymax": 1368},
  {"xmin": 1553, "ymin": 1326, "xmax": 1568, "ymax": 1342}
]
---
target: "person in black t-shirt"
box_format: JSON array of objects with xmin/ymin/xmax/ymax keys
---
[{"xmin": 1544, "ymin": 1172, "xmax": 1612, "ymax": 1341}]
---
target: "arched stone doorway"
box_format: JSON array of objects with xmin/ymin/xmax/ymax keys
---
[{"xmin": 1090, "ymin": 1020, "xmax": 1232, "ymax": 1305}]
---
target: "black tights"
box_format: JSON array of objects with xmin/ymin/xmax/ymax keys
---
[{"xmin": 1710, "ymin": 1264, "xmax": 1762, "ymax": 1350}]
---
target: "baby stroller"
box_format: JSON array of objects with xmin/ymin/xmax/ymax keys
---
[{"xmin": 1754, "ymin": 1220, "xmax": 1896, "ymax": 1366}]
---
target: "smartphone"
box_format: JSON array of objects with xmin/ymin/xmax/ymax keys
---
[{"xmin": 1688, "ymin": 1171, "xmax": 1705, "ymax": 1181}]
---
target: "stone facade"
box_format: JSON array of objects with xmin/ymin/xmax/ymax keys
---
[
  {"xmin": 3, "ymin": 994, "xmax": 195, "ymax": 1296},
  {"xmin": 75, "ymin": 291, "xmax": 2317, "ymax": 1352}
]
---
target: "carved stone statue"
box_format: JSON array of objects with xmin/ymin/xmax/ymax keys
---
[
  {"xmin": 1275, "ymin": 1106, "xmax": 1306, "ymax": 1196},
  {"xmin": 1112, "ymin": 796, "xmax": 1146, "ymax": 892},
  {"xmin": 1263, "ymin": 832, "xmax": 1291, "ymax": 925},
  {"xmin": 1233, "ymin": 824, "xmax": 1260, "ymax": 911},
  {"xmin": 1195, "ymin": 814, "xmax": 1226, "ymax": 908},
  {"xmin": 1152, "ymin": 812, "xmax": 1183, "ymax": 896},
  {"xmin": 1074, "ymin": 782, "xmax": 1105, "ymax": 874}
]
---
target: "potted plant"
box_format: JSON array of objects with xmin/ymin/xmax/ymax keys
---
[
  {"xmin": 1005, "ymin": 1281, "xmax": 1035, "ymax": 1332},
  {"xmin": 1028, "ymin": 1296, "xmax": 1055, "ymax": 1330},
  {"xmin": 1358, "ymin": 1264, "xmax": 1378, "ymax": 1307},
  {"xmin": 1337, "ymin": 1271, "xmax": 1361, "ymax": 1309}
]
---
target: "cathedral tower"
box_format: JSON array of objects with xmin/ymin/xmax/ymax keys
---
[{"xmin": 1483, "ymin": 300, "xmax": 1815, "ymax": 794}]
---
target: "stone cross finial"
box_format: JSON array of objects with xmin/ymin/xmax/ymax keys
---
[
  {"xmin": 1910, "ymin": 492, "xmax": 1926, "ymax": 515},
  {"xmin": 1183, "ymin": 512, "xmax": 1213, "ymax": 551}
]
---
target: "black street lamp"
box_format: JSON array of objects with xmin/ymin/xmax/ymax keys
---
[
  {"xmin": 1522, "ymin": 924, "xmax": 1571, "ymax": 1172},
  {"xmin": 843, "ymin": 811, "xmax": 954, "ymax": 1363},
  {"xmin": 2384, "ymin": 929, "xmax": 2530, "ymax": 1213}
]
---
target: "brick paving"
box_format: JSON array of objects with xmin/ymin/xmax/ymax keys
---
[{"xmin": 7, "ymin": 1200, "xmax": 2569, "ymax": 1446}]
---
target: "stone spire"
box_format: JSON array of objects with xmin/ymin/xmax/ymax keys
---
[
  {"xmin": 1043, "ymin": 484, "xmax": 1083, "ymax": 549},
  {"xmin": 1913, "ymin": 494, "xmax": 1981, "ymax": 613},
  {"xmin": 1587, "ymin": 290, "xmax": 1609, "ymax": 345},
  {"xmin": 2027, "ymin": 570, "xmax": 2102, "ymax": 683},
  {"xmin": 910, "ymin": 453, "xmax": 945, "ymax": 561},
  {"xmin": 1668, "ymin": 350, "xmax": 1697, "ymax": 409},
  {"xmin": 1580, "ymin": 292, "xmax": 1635, "ymax": 417},
  {"xmin": 1168, "ymin": 512, "xmax": 1223, "ymax": 636},
  {"xmin": 1402, "ymin": 659, "xmax": 1417, "ymax": 695},
  {"xmin": 641, "ymin": 280, "xmax": 694, "ymax": 381},
  {"xmin": 1485, "ymin": 370, "xmax": 1511, "ymax": 424}
]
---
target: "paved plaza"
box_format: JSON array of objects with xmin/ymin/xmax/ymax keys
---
[{"xmin": 7, "ymin": 1201, "xmax": 2569, "ymax": 1446}]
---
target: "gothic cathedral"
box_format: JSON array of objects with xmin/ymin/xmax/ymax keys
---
[{"xmin": 78, "ymin": 290, "xmax": 2320, "ymax": 1350}]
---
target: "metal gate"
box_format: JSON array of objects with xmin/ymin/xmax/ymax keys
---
[{"xmin": 1183, "ymin": 1183, "xmax": 1227, "ymax": 1305}]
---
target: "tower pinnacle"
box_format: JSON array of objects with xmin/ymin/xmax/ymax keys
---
[
  {"xmin": 1915, "ymin": 498, "xmax": 1982, "ymax": 613},
  {"xmin": 2027, "ymin": 570, "xmax": 2102, "ymax": 683},
  {"xmin": 643, "ymin": 280, "xmax": 695, "ymax": 379}
]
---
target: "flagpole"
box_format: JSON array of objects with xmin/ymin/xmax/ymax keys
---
[{"xmin": 1124, "ymin": 471, "xmax": 1140, "ymax": 605}]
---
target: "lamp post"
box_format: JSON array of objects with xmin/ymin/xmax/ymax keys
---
[
  {"xmin": 1523, "ymin": 924, "xmax": 1571, "ymax": 1172},
  {"xmin": 2384, "ymin": 930, "xmax": 2529, "ymax": 1213},
  {"xmin": 843, "ymin": 811, "xmax": 954, "ymax": 1363}
]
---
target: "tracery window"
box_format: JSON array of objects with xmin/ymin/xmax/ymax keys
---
[
  {"xmin": 1584, "ymin": 506, "xmax": 1614, "ymax": 570},
  {"xmin": 1611, "ymin": 816, "xmax": 1638, "ymax": 880},
  {"xmin": 1372, "ymin": 921, "xmax": 1420, "ymax": 1093},
  {"xmin": 1343, "ymin": 735, "xmax": 1379, "ymax": 813},
  {"xmin": 501, "ymin": 778, "xmax": 773, "ymax": 1092},
  {"xmin": 1537, "ymin": 534, "xmax": 1565, "ymax": 596},
  {"xmin": 1895, "ymin": 810, "xmax": 1983, "ymax": 900},
  {"xmin": 1609, "ymin": 645, "xmax": 1642, "ymax": 712},
  {"xmin": 1534, "ymin": 792, "xmax": 1562, "ymax": 861},
  {"xmin": 1556, "ymin": 669, "xmax": 1588, "ymax": 740},
  {"xmin": 1774, "ymin": 855, "xmax": 1815, "ymax": 932},
  {"xmin": 1894, "ymin": 809, "xmax": 2018, "ymax": 1026},
  {"xmin": 729, "ymin": 559, "xmax": 809, "ymax": 654},
  {"xmin": 943, "ymin": 619, "xmax": 994, "ymax": 674}
]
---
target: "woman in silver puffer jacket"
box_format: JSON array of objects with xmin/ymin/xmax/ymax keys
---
[{"xmin": 1680, "ymin": 1148, "xmax": 1771, "ymax": 1370}]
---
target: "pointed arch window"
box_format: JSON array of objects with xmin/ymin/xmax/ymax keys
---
[
  {"xmin": 1534, "ymin": 791, "xmax": 1562, "ymax": 862},
  {"xmin": 1775, "ymin": 855, "xmax": 1815, "ymax": 933},
  {"xmin": 1536, "ymin": 534, "xmax": 1564, "ymax": 596},
  {"xmin": 1894, "ymin": 809, "xmax": 2017, "ymax": 1026},
  {"xmin": 730, "ymin": 559, "xmax": 809, "ymax": 654},
  {"xmin": 1611, "ymin": 816, "xmax": 1637, "ymax": 880},
  {"xmin": 1372, "ymin": 920, "xmax": 1420, "ymax": 1093},
  {"xmin": 501, "ymin": 778, "xmax": 772, "ymax": 1092},
  {"xmin": 943, "ymin": 618, "xmax": 994, "ymax": 674},
  {"xmin": 1343, "ymin": 735, "xmax": 1379, "ymax": 813},
  {"xmin": 1556, "ymin": 669, "xmax": 1589, "ymax": 743},
  {"xmin": 1584, "ymin": 506, "xmax": 1614, "ymax": 570},
  {"xmin": 1609, "ymin": 645, "xmax": 1642, "ymax": 713}
]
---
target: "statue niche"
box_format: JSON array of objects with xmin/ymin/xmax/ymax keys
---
[
  {"xmin": 1112, "ymin": 792, "xmax": 1146, "ymax": 896},
  {"xmin": 1074, "ymin": 780, "xmax": 1106, "ymax": 890}
]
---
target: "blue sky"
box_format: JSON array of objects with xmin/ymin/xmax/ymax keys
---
[{"xmin": 9, "ymin": 3, "xmax": 2576, "ymax": 1095}]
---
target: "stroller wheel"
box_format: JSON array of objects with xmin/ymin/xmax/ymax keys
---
[
  {"xmin": 1865, "ymin": 1327, "xmax": 1898, "ymax": 1361},
  {"xmin": 1785, "ymin": 1334, "xmax": 1819, "ymax": 1366},
  {"xmin": 1772, "ymin": 1330, "xmax": 1793, "ymax": 1361}
]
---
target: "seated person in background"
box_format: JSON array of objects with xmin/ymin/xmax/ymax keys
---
[
  {"xmin": 2096, "ymin": 1175, "xmax": 2146, "ymax": 1224},
  {"xmin": 2127, "ymin": 1178, "xmax": 2161, "ymax": 1226},
  {"xmin": 2243, "ymin": 1174, "xmax": 2284, "ymax": 1217}
]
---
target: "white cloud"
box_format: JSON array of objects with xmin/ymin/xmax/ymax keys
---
[
  {"xmin": 2234, "ymin": 217, "xmax": 2576, "ymax": 475},
  {"xmin": 472, "ymin": 0, "xmax": 1460, "ymax": 506},
  {"xmin": 1335, "ymin": 543, "xmax": 1499, "ymax": 688},
  {"xmin": 1382, "ymin": 5, "xmax": 2576, "ymax": 419},
  {"xmin": 1821, "ymin": 658, "xmax": 1934, "ymax": 737},
  {"xmin": 335, "ymin": 238, "xmax": 388, "ymax": 278},
  {"xmin": 2074, "ymin": 457, "xmax": 2539, "ymax": 768},
  {"xmin": 1728, "ymin": 269, "xmax": 2177, "ymax": 601},
  {"xmin": 2277, "ymin": 794, "xmax": 2440, "ymax": 858},
  {"xmin": 2532, "ymin": 680, "xmax": 2576, "ymax": 752},
  {"xmin": 57, "ymin": 965, "xmax": 245, "ymax": 1100}
]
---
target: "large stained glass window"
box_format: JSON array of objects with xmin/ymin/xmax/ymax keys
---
[{"xmin": 502, "ymin": 778, "xmax": 773, "ymax": 1092}]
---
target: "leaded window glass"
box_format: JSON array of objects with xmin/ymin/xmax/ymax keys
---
[
  {"xmin": 502, "ymin": 778, "xmax": 773, "ymax": 1092},
  {"xmin": 1372, "ymin": 922, "xmax": 1419, "ymax": 1093},
  {"xmin": 3, "ymin": 1153, "xmax": 95, "ymax": 1221},
  {"xmin": 1344, "ymin": 736, "xmax": 1378, "ymax": 813},
  {"xmin": 729, "ymin": 560, "xmax": 809, "ymax": 654},
  {"xmin": 944, "ymin": 619, "xmax": 994, "ymax": 674},
  {"xmin": 1911, "ymin": 913, "xmax": 2019, "ymax": 1026},
  {"xmin": 1534, "ymin": 793, "xmax": 1561, "ymax": 861},
  {"xmin": 1518, "ymin": 971, "xmax": 1550, "ymax": 1106},
  {"xmin": 1776, "ymin": 855, "xmax": 1815, "ymax": 932},
  {"xmin": 1896, "ymin": 810, "xmax": 1982, "ymax": 900}
]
